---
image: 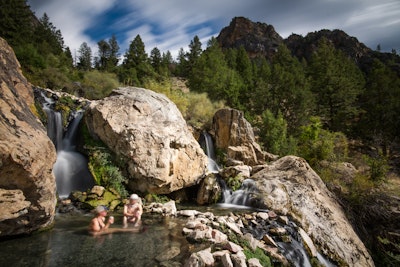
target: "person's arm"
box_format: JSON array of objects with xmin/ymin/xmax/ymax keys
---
[
  {"xmin": 89, "ymin": 218, "xmax": 101, "ymax": 232},
  {"xmin": 103, "ymin": 216, "xmax": 114, "ymax": 230},
  {"xmin": 124, "ymin": 205, "xmax": 134, "ymax": 217}
]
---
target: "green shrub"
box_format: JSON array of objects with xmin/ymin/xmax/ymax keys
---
[
  {"xmin": 186, "ymin": 92, "xmax": 225, "ymax": 129},
  {"xmin": 259, "ymin": 109, "xmax": 297, "ymax": 156},
  {"xmin": 145, "ymin": 79, "xmax": 225, "ymax": 129},
  {"xmin": 82, "ymin": 124, "xmax": 128, "ymax": 197},
  {"xmin": 81, "ymin": 70, "xmax": 120, "ymax": 99},
  {"xmin": 297, "ymin": 116, "xmax": 348, "ymax": 166},
  {"xmin": 363, "ymin": 151, "xmax": 389, "ymax": 182},
  {"xmin": 243, "ymin": 247, "xmax": 272, "ymax": 267}
]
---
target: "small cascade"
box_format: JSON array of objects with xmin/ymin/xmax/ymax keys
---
[
  {"xmin": 40, "ymin": 92, "xmax": 94, "ymax": 198},
  {"xmin": 219, "ymin": 179, "xmax": 261, "ymax": 207},
  {"xmin": 198, "ymin": 132, "xmax": 220, "ymax": 172}
]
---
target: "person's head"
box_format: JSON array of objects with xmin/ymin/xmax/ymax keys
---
[
  {"xmin": 95, "ymin": 205, "xmax": 107, "ymax": 216},
  {"xmin": 129, "ymin": 193, "xmax": 139, "ymax": 204}
]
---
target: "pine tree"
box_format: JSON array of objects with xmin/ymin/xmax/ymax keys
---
[
  {"xmin": 269, "ymin": 44, "xmax": 314, "ymax": 132},
  {"xmin": 121, "ymin": 35, "xmax": 152, "ymax": 85},
  {"xmin": 308, "ymin": 38, "xmax": 365, "ymax": 133},
  {"xmin": 77, "ymin": 42, "xmax": 92, "ymax": 70},
  {"xmin": 150, "ymin": 47, "xmax": 162, "ymax": 74},
  {"xmin": 358, "ymin": 59, "xmax": 400, "ymax": 154}
]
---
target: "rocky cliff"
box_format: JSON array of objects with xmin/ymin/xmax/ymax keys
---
[
  {"xmin": 217, "ymin": 17, "xmax": 400, "ymax": 74},
  {"xmin": 0, "ymin": 37, "xmax": 57, "ymax": 236},
  {"xmin": 217, "ymin": 16, "xmax": 283, "ymax": 59},
  {"xmin": 85, "ymin": 87, "xmax": 208, "ymax": 194}
]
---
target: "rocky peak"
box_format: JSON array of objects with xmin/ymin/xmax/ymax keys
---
[
  {"xmin": 217, "ymin": 16, "xmax": 284, "ymax": 59},
  {"xmin": 285, "ymin": 29, "xmax": 372, "ymax": 62}
]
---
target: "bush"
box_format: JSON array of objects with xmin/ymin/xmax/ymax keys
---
[
  {"xmin": 82, "ymin": 125, "xmax": 128, "ymax": 197},
  {"xmin": 145, "ymin": 79, "xmax": 225, "ymax": 129},
  {"xmin": 186, "ymin": 92, "xmax": 225, "ymax": 129},
  {"xmin": 81, "ymin": 70, "xmax": 120, "ymax": 99},
  {"xmin": 297, "ymin": 116, "xmax": 348, "ymax": 166},
  {"xmin": 259, "ymin": 109, "xmax": 297, "ymax": 156},
  {"xmin": 363, "ymin": 150, "xmax": 389, "ymax": 182}
]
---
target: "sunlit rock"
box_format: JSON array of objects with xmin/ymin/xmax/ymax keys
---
[
  {"xmin": 85, "ymin": 87, "xmax": 208, "ymax": 194},
  {"xmin": 0, "ymin": 37, "xmax": 57, "ymax": 236},
  {"xmin": 252, "ymin": 155, "xmax": 375, "ymax": 266}
]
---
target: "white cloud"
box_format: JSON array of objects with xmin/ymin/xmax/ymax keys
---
[{"xmin": 29, "ymin": 0, "xmax": 400, "ymax": 58}]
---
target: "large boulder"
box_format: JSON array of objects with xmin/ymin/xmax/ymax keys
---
[
  {"xmin": 212, "ymin": 108, "xmax": 274, "ymax": 166},
  {"xmin": 252, "ymin": 156, "xmax": 374, "ymax": 266},
  {"xmin": 85, "ymin": 87, "xmax": 208, "ymax": 194},
  {"xmin": 0, "ymin": 38, "xmax": 57, "ymax": 236}
]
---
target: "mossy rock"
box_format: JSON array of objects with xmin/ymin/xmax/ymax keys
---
[
  {"xmin": 109, "ymin": 199, "xmax": 121, "ymax": 211},
  {"xmin": 84, "ymin": 199, "xmax": 110, "ymax": 210},
  {"xmin": 70, "ymin": 191, "xmax": 87, "ymax": 202},
  {"xmin": 103, "ymin": 190, "xmax": 119, "ymax": 202}
]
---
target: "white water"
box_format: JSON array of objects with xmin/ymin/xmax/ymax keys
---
[
  {"xmin": 42, "ymin": 95, "xmax": 93, "ymax": 197},
  {"xmin": 199, "ymin": 132, "xmax": 220, "ymax": 173}
]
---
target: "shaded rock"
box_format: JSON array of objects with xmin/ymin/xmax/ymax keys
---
[
  {"xmin": 196, "ymin": 173, "xmax": 221, "ymax": 205},
  {"xmin": 217, "ymin": 16, "xmax": 283, "ymax": 59},
  {"xmin": 252, "ymin": 155, "xmax": 374, "ymax": 266},
  {"xmin": 85, "ymin": 87, "xmax": 207, "ymax": 194},
  {"xmin": 219, "ymin": 165, "xmax": 251, "ymax": 181},
  {"xmin": 230, "ymin": 250, "xmax": 247, "ymax": 267},
  {"xmin": 0, "ymin": 37, "xmax": 57, "ymax": 236},
  {"xmin": 212, "ymin": 108, "xmax": 274, "ymax": 165}
]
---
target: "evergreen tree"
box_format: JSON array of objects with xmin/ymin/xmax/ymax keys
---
[
  {"xmin": 121, "ymin": 34, "xmax": 152, "ymax": 85},
  {"xmin": 95, "ymin": 39, "xmax": 110, "ymax": 71},
  {"xmin": 150, "ymin": 47, "xmax": 162, "ymax": 74},
  {"xmin": 235, "ymin": 46, "xmax": 253, "ymax": 107},
  {"xmin": 358, "ymin": 59, "xmax": 400, "ymax": 154},
  {"xmin": 259, "ymin": 109, "xmax": 297, "ymax": 156},
  {"xmin": 250, "ymin": 57, "xmax": 271, "ymax": 114},
  {"xmin": 175, "ymin": 47, "xmax": 188, "ymax": 77},
  {"xmin": 161, "ymin": 50, "xmax": 174, "ymax": 76},
  {"xmin": 189, "ymin": 37, "xmax": 242, "ymax": 107},
  {"xmin": 308, "ymin": 38, "xmax": 365, "ymax": 133},
  {"xmin": 186, "ymin": 35, "xmax": 202, "ymax": 76},
  {"xmin": 0, "ymin": 0, "xmax": 34, "ymax": 47},
  {"xmin": 108, "ymin": 34, "xmax": 120, "ymax": 71},
  {"xmin": 34, "ymin": 13, "xmax": 64, "ymax": 55},
  {"xmin": 77, "ymin": 42, "xmax": 92, "ymax": 70},
  {"xmin": 269, "ymin": 44, "xmax": 314, "ymax": 132},
  {"xmin": 94, "ymin": 36, "xmax": 119, "ymax": 72}
]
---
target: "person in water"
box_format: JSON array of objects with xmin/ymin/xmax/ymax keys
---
[
  {"xmin": 123, "ymin": 193, "xmax": 143, "ymax": 228},
  {"xmin": 89, "ymin": 205, "xmax": 114, "ymax": 235}
]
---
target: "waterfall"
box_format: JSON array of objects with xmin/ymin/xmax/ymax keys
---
[
  {"xmin": 220, "ymin": 179, "xmax": 261, "ymax": 207},
  {"xmin": 198, "ymin": 132, "xmax": 220, "ymax": 173},
  {"xmin": 42, "ymin": 93, "xmax": 94, "ymax": 198}
]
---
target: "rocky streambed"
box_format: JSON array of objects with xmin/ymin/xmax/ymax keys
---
[{"xmin": 0, "ymin": 200, "xmax": 333, "ymax": 267}]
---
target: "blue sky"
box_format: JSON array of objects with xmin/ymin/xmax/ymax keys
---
[{"xmin": 28, "ymin": 0, "xmax": 400, "ymax": 59}]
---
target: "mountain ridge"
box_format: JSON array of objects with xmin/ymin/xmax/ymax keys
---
[{"xmin": 216, "ymin": 16, "xmax": 400, "ymax": 73}]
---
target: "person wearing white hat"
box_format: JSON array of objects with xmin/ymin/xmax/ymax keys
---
[
  {"xmin": 123, "ymin": 194, "xmax": 143, "ymax": 228},
  {"xmin": 88, "ymin": 205, "xmax": 114, "ymax": 235}
]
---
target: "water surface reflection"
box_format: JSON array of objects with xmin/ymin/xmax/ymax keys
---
[{"xmin": 0, "ymin": 212, "xmax": 190, "ymax": 266}]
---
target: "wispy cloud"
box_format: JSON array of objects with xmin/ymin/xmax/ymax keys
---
[{"xmin": 28, "ymin": 0, "xmax": 400, "ymax": 58}]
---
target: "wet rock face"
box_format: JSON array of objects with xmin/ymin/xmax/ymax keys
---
[
  {"xmin": 0, "ymin": 37, "xmax": 57, "ymax": 236},
  {"xmin": 252, "ymin": 156, "xmax": 375, "ymax": 267},
  {"xmin": 85, "ymin": 87, "xmax": 208, "ymax": 194}
]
